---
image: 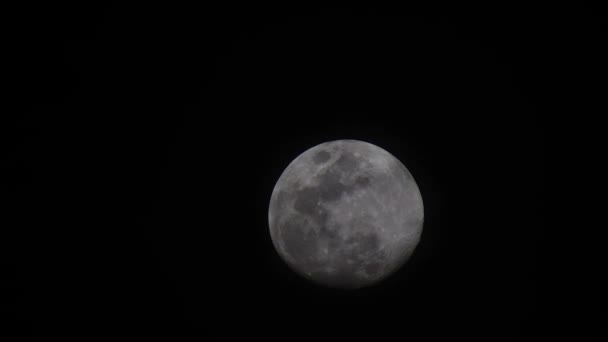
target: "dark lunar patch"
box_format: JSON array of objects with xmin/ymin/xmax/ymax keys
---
[
  {"xmin": 292, "ymin": 159, "xmax": 363, "ymax": 218},
  {"xmin": 313, "ymin": 150, "xmax": 331, "ymax": 164},
  {"xmin": 354, "ymin": 175, "xmax": 371, "ymax": 188},
  {"xmin": 318, "ymin": 224, "xmax": 339, "ymax": 240},
  {"xmin": 280, "ymin": 219, "xmax": 319, "ymax": 264},
  {"xmin": 318, "ymin": 172, "xmax": 347, "ymax": 202},
  {"xmin": 293, "ymin": 187, "xmax": 321, "ymax": 217},
  {"xmin": 335, "ymin": 151, "xmax": 359, "ymax": 172},
  {"xmin": 292, "ymin": 188, "xmax": 329, "ymax": 228}
]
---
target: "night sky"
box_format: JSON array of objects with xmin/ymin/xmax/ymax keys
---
[{"xmin": 3, "ymin": 4, "xmax": 556, "ymax": 340}]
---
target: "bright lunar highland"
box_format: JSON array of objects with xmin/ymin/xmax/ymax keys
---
[{"xmin": 268, "ymin": 140, "xmax": 424, "ymax": 289}]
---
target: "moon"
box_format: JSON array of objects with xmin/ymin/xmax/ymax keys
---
[{"xmin": 268, "ymin": 140, "xmax": 424, "ymax": 289}]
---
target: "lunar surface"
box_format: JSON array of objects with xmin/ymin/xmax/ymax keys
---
[{"xmin": 268, "ymin": 140, "xmax": 424, "ymax": 289}]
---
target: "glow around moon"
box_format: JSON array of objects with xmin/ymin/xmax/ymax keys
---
[{"xmin": 268, "ymin": 140, "xmax": 424, "ymax": 289}]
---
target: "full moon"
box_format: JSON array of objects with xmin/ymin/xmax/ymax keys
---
[{"xmin": 268, "ymin": 140, "xmax": 424, "ymax": 289}]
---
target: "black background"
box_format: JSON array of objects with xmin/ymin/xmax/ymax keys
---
[{"xmin": 2, "ymin": 4, "xmax": 558, "ymax": 341}]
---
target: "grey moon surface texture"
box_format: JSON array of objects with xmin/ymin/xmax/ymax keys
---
[{"xmin": 268, "ymin": 140, "xmax": 424, "ymax": 289}]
